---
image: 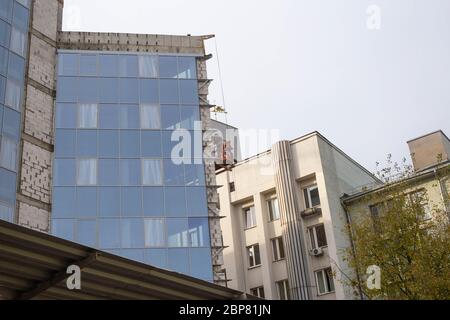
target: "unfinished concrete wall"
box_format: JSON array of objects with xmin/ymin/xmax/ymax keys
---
[{"xmin": 17, "ymin": 0, "xmax": 63, "ymax": 232}]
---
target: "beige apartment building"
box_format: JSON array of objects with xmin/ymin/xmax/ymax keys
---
[{"xmin": 216, "ymin": 131, "xmax": 380, "ymax": 300}]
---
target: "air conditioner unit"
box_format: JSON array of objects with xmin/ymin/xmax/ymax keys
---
[{"xmin": 310, "ymin": 248, "xmax": 324, "ymax": 257}]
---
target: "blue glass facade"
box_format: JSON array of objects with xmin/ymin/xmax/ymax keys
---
[
  {"xmin": 52, "ymin": 51, "xmax": 213, "ymax": 281},
  {"xmin": 0, "ymin": 0, "xmax": 31, "ymax": 222}
]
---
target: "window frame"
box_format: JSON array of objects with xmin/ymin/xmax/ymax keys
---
[
  {"xmin": 308, "ymin": 224, "xmax": 328, "ymax": 250},
  {"xmin": 247, "ymin": 243, "xmax": 261, "ymax": 268},
  {"xmin": 267, "ymin": 197, "xmax": 280, "ymax": 222},
  {"xmin": 315, "ymin": 267, "xmax": 335, "ymax": 296},
  {"xmin": 243, "ymin": 206, "xmax": 257, "ymax": 230},
  {"xmin": 271, "ymin": 236, "xmax": 286, "ymax": 262},
  {"xmin": 276, "ymin": 280, "xmax": 290, "ymax": 300},
  {"xmin": 250, "ymin": 286, "xmax": 265, "ymax": 299},
  {"xmin": 303, "ymin": 184, "xmax": 320, "ymax": 209}
]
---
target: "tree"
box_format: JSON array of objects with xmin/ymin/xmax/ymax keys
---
[{"xmin": 343, "ymin": 155, "xmax": 450, "ymax": 300}]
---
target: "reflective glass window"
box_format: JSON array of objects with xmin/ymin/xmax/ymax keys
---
[
  {"xmin": 120, "ymin": 159, "xmax": 141, "ymax": 185},
  {"xmin": 180, "ymin": 106, "xmax": 200, "ymax": 130},
  {"xmin": 120, "ymin": 130, "xmax": 140, "ymax": 157},
  {"xmin": 52, "ymin": 187, "xmax": 76, "ymax": 218},
  {"xmin": 78, "ymin": 78, "xmax": 98, "ymax": 103},
  {"xmin": 142, "ymin": 159, "xmax": 162, "ymax": 186},
  {"xmin": 99, "ymin": 104, "xmax": 119, "ymax": 129},
  {"xmin": 120, "ymin": 249, "xmax": 144, "ymax": 262},
  {"xmin": 179, "ymin": 80, "xmax": 199, "ymax": 104},
  {"xmin": 0, "ymin": 137, "xmax": 17, "ymax": 171},
  {"xmin": 55, "ymin": 129, "xmax": 76, "ymax": 157},
  {"xmin": 159, "ymin": 56, "xmax": 178, "ymax": 78},
  {"xmin": 143, "ymin": 187, "xmax": 164, "ymax": 217},
  {"xmin": 144, "ymin": 218, "xmax": 165, "ymax": 247},
  {"xmin": 138, "ymin": 55, "xmax": 158, "ymax": 78},
  {"xmin": 0, "ymin": 0, "xmax": 13, "ymax": 21},
  {"xmin": 57, "ymin": 77, "xmax": 78, "ymax": 102},
  {"xmin": 184, "ymin": 163, "xmax": 205, "ymax": 186},
  {"xmin": 99, "ymin": 219, "xmax": 120, "ymax": 248},
  {"xmin": 165, "ymin": 187, "xmax": 186, "ymax": 217},
  {"xmin": 98, "ymin": 130, "xmax": 119, "ymax": 157},
  {"xmin": 119, "ymin": 78, "xmax": 139, "ymax": 103},
  {"xmin": 141, "ymin": 131, "xmax": 162, "ymax": 157},
  {"xmin": 0, "ymin": 20, "xmax": 11, "ymax": 47},
  {"xmin": 98, "ymin": 159, "xmax": 120, "ymax": 186},
  {"xmin": 55, "ymin": 103, "xmax": 77, "ymax": 128},
  {"xmin": 76, "ymin": 219, "xmax": 97, "ymax": 247},
  {"xmin": 0, "ymin": 47, "xmax": 8, "ymax": 75},
  {"xmin": 10, "ymin": 27, "xmax": 26, "ymax": 57},
  {"xmin": 99, "ymin": 54, "xmax": 118, "ymax": 77},
  {"xmin": 78, "ymin": 103, "xmax": 97, "ymax": 128},
  {"xmin": 144, "ymin": 249, "xmax": 167, "ymax": 268},
  {"xmin": 120, "ymin": 104, "xmax": 140, "ymax": 129},
  {"xmin": 188, "ymin": 218, "xmax": 210, "ymax": 247},
  {"xmin": 159, "ymin": 79, "xmax": 179, "ymax": 104},
  {"xmin": 5, "ymin": 79, "xmax": 21, "ymax": 110},
  {"xmin": 99, "ymin": 78, "xmax": 118, "ymax": 103},
  {"xmin": 77, "ymin": 130, "xmax": 97, "ymax": 157},
  {"xmin": 121, "ymin": 218, "xmax": 144, "ymax": 248},
  {"xmin": 0, "ymin": 76, "xmax": 5, "ymax": 104},
  {"xmin": 189, "ymin": 248, "xmax": 212, "ymax": 281},
  {"xmin": 2, "ymin": 106, "xmax": 20, "ymax": 140},
  {"xmin": 168, "ymin": 248, "xmax": 189, "ymax": 274},
  {"xmin": 54, "ymin": 159, "xmax": 76, "ymax": 186},
  {"xmin": 121, "ymin": 187, "xmax": 142, "ymax": 217},
  {"xmin": 163, "ymin": 159, "xmax": 184, "ymax": 186},
  {"xmin": 167, "ymin": 218, "xmax": 189, "ymax": 248},
  {"xmin": 76, "ymin": 187, "xmax": 97, "ymax": 218},
  {"xmin": 12, "ymin": 2, "xmax": 29, "ymax": 31},
  {"xmin": 77, "ymin": 159, "xmax": 97, "ymax": 186},
  {"xmin": 0, "ymin": 168, "xmax": 16, "ymax": 204},
  {"xmin": 119, "ymin": 55, "xmax": 138, "ymax": 77},
  {"xmin": 178, "ymin": 57, "xmax": 197, "ymax": 79},
  {"xmin": 186, "ymin": 187, "xmax": 208, "ymax": 216},
  {"xmin": 58, "ymin": 54, "xmax": 78, "ymax": 76},
  {"xmin": 161, "ymin": 105, "xmax": 181, "ymax": 130},
  {"xmin": 52, "ymin": 219, "xmax": 75, "ymax": 241},
  {"xmin": 80, "ymin": 54, "xmax": 97, "ymax": 76},
  {"xmin": 0, "ymin": 203, "xmax": 13, "ymax": 222},
  {"xmin": 139, "ymin": 79, "xmax": 158, "ymax": 104},
  {"xmin": 8, "ymin": 52, "xmax": 24, "ymax": 81},
  {"xmin": 98, "ymin": 187, "xmax": 120, "ymax": 217},
  {"xmin": 140, "ymin": 104, "xmax": 160, "ymax": 129}
]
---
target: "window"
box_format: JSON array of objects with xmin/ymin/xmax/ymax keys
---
[
  {"xmin": 178, "ymin": 57, "xmax": 197, "ymax": 79},
  {"xmin": 247, "ymin": 244, "xmax": 261, "ymax": 268},
  {"xmin": 189, "ymin": 248, "xmax": 213, "ymax": 281},
  {"xmin": 121, "ymin": 187, "xmax": 142, "ymax": 217},
  {"xmin": 8, "ymin": 53, "xmax": 25, "ymax": 81},
  {"xmin": 138, "ymin": 55, "xmax": 158, "ymax": 78},
  {"xmin": 0, "ymin": 168, "xmax": 16, "ymax": 204},
  {"xmin": 315, "ymin": 268, "xmax": 335, "ymax": 295},
  {"xmin": 99, "ymin": 104, "xmax": 119, "ymax": 129},
  {"xmin": 179, "ymin": 80, "xmax": 199, "ymax": 104},
  {"xmin": 167, "ymin": 218, "xmax": 189, "ymax": 247},
  {"xmin": 99, "ymin": 219, "xmax": 121, "ymax": 249},
  {"xmin": 141, "ymin": 131, "xmax": 162, "ymax": 157},
  {"xmin": 120, "ymin": 130, "xmax": 140, "ymax": 157},
  {"xmin": 12, "ymin": 2, "xmax": 29, "ymax": 31},
  {"xmin": 76, "ymin": 187, "xmax": 97, "ymax": 218},
  {"xmin": 58, "ymin": 54, "xmax": 78, "ymax": 76},
  {"xmin": 78, "ymin": 78, "xmax": 98, "ymax": 103},
  {"xmin": 409, "ymin": 190, "xmax": 432, "ymax": 220},
  {"xmin": 276, "ymin": 280, "xmax": 290, "ymax": 300},
  {"xmin": 99, "ymin": 54, "xmax": 118, "ymax": 77},
  {"xmin": 52, "ymin": 219, "xmax": 75, "ymax": 241},
  {"xmin": 142, "ymin": 159, "xmax": 162, "ymax": 185},
  {"xmin": 5, "ymin": 79, "xmax": 21, "ymax": 110},
  {"xmin": 308, "ymin": 224, "xmax": 327, "ymax": 249},
  {"xmin": 143, "ymin": 187, "xmax": 164, "ymax": 217},
  {"xmin": 0, "ymin": 203, "xmax": 13, "ymax": 222},
  {"xmin": 140, "ymin": 104, "xmax": 160, "ymax": 129},
  {"xmin": 188, "ymin": 218, "xmax": 209, "ymax": 247},
  {"xmin": 120, "ymin": 104, "xmax": 140, "ymax": 129},
  {"xmin": 99, "ymin": 78, "xmax": 118, "ymax": 103},
  {"xmin": 184, "ymin": 164, "xmax": 205, "ymax": 186},
  {"xmin": 55, "ymin": 129, "xmax": 76, "ymax": 157},
  {"xmin": 0, "ymin": 0, "xmax": 13, "ymax": 21},
  {"xmin": 0, "ymin": 20, "xmax": 11, "ymax": 47},
  {"xmin": 161, "ymin": 105, "xmax": 181, "ymax": 130},
  {"xmin": 243, "ymin": 206, "xmax": 257, "ymax": 229},
  {"xmin": 3, "ymin": 105, "xmax": 20, "ymax": 140},
  {"xmin": 119, "ymin": 78, "xmax": 139, "ymax": 103},
  {"xmin": 77, "ymin": 130, "xmax": 97, "ymax": 157},
  {"xmin": 98, "ymin": 187, "xmax": 120, "ymax": 217},
  {"xmin": 0, "ymin": 47, "xmax": 8, "ymax": 75},
  {"xmin": 10, "ymin": 27, "xmax": 27, "ymax": 57},
  {"xmin": 163, "ymin": 159, "xmax": 184, "ymax": 185},
  {"xmin": 56, "ymin": 77, "xmax": 78, "ymax": 102},
  {"xmin": 98, "ymin": 130, "xmax": 119, "ymax": 157},
  {"xmin": 121, "ymin": 218, "xmax": 144, "ymax": 248},
  {"xmin": 271, "ymin": 237, "xmax": 285, "ymax": 261},
  {"xmin": 52, "ymin": 187, "xmax": 76, "ymax": 218},
  {"xmin": 77, "ymin": 159, "xmax": 97, "ymax": 186},
  {"xmin": 118, "ymin": 55, "xmax": 138, "ymax": 77},
  {"xmin": 144, "ymin": 218, "xmax": 165, "ymax": 247},
  {"xmin": 78, "ymin": 104, "xmax": 98, "ymax": 128},
  {"xmin": 165, "ymin": 187, "xmax": 186, "ymax": 217},
  {"xmin": 120, "ymin": 159, "xmax": 141, "ymax": 186},
  {"xmin": 56, "ymin": 103, "xmax": 77, "ymax": 128},
  {"xmin": 168, "ymin": 248, "xmax": 189, "ymax": 274},
  {"xmin": 229, "ymin": 182, "xmax": 235, "ymax": 192},
  {"xmin": 139, "ymin": 79, "xmax": 159, "ymax": 104},
  {"xmin": 159, "ymin": 79, "xmax": 179, "ymax": 104},
  {"xmin": 250, "ymin": 287, "xmax": 265, "ymax": 299},
  {"xmin": 369, "ymin": 203, "xmax": 383, "ymax": 232},
  {"xmin": 180, "ymin": 106, "xmax": 200, "ymax": 130},
  {"xmin": 144, "ymin": 249, "xmax": 167, "ymax": 269},
  {"xmin": 54, "ymin": 159, "xmax": 76, "ymax": 186},
  {"xmin": 80, "ymin": 54, "xmax": 97, "ymax": 76},
  {"xmin": 159, "ymin": 56, "xmax": 178, "ymax": 78},
  {"xmin": 98, "ymin": 159, "xmax": 120, "ymax": 186},
  {"xmin": 0, "ymin": 137, "xmax": 17, "ymax": 171},
  {"xmin": 268, "ymin": 198, "xmax": 280, "ymax": 221},
  {"xmin": 186, "ymin": 187, "xmax": 208, "ymax": 216},
  {"xmin": 304, "ymin": 185, "xmax": 320, "ymax": 208}
]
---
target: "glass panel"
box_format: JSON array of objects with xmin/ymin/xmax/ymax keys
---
[
  {"xmin": 8, "ymin": 53, "xmax": 24, "ymax": 81},
  {"xmin": 77, "ymin": 130, "xmax": 97, "ymax": 157},
  {"xmin": 310, "ymin": 186, "xmax": 320, "ymax": 207},
  {"xmin": 120, "ymin": 104, "xmax": 140, "ymax": 129},
  {"xmin": 55, "ymin": 103, "xmax": 77, "ymax": 128},
  {"xmin": 140, "ymin": 79, "xmax": 159, "ymax": 104},
  {"xmin": 168, "ymin": 248, "xmax": 189, "ymax": 274},
  {"xmin": 98, "ymin": 130, "xmax": 119, "ymax": 157},
  {"xmin": 184, "ymin": 164, "xmax": 205, "ymax": 186},
  {"xmin": 167, "ymin": 218, "xmax": 189, "ymax": 247},
  {"xmin": 78, "ymin": 78, "xmax": 98, "ymax": 103},
  {"xmin": 141, "ymin": 131, "xmax": 162, "ymax": 157},
  {"xmin": 121, "ymin": 218, "xmax": 144, "ymax": 248},
  {"xmin": 161, "ymin": 105, "xmax": 181, "ymax": 130},
  {"xmin": 99, "ymin": 104, "xmax": 120, "ymax": 129},
  {"xmin": 78, "ymin": 104, "xmax": 97, "ymax": 128},
  {"xmin": 0, "ymin": 104, "xmax": 3, "ymax": 133},
  {"xmin": 12, "ymin": 2, "xmax": 29, "ymax": 30},
  {"xmin": 165, "ymin": 187, "xmax": 186, "ymax": 217},
  {"xmin": 76, "ymin": 187, "xmax": 97, "ymax": 218},
  {"xmin": 138, "ymin": 55, "xmax": 158, "ymax": 78},
  {"xmin": 0, "ymin": 167, "xmax": 16, "ymax": 204},
  {"xmin": 180, "ymin": 106, "xmax": 200, "ymax": 130},
  {"xmin": 159, "ymin": 56, "xmax": 178, "ymax": 78},
  {"xmin": 120, "ymin": 130, "xmax": 140, "ymax": 157},
  {"xmin": 316, "ymin": 271, "xmax": 326, "ymax": 294},
  {"xmin": 309, "ymin": 228, "xmax": 316, "ymax": 249},
  {"xmin": 178, "ymin": 57, "xmax": 197, "ymax": 79},
  {"xmin": 142, "ymin": 159, "xmax": 162, "ymax": 186},
  {"xmin": 57, "ymin": 77, "xmax": 78, "ymax": 102},
  {"xmin": 5, "ymin": 79, "xmax": 21, "ymax": 110},
  {"xmin": 98, "ymin": 187, "xmax": 120, "ymax": 217},
  {"xmin": 140, "ymin": 104, "xmax": 160, "ymax": 129},
  {"xmin": 58, "ymin": 53, "xmax": 78, "ymax": 76},
  {"xmin": 119, "ymin": 78, "xmax": 139, "ymax": 103},
  {"xmin": 316, "ymin": 224, "xmax": 327, "ymax": 247},
  {"xmin": 143, "ymin": 187, "xmax": 164, "ymax": 217},
  {"xmin": 0, "ymin": 46, "xmax": 8, "ymax": 75},
  {"xmin": 186, "ymin": 187, "xmax": 208, "ymax": 216},
  {"xmin": 162, "ymin": 130, "xmax": 191, "ymax": 159},
  {"xmin": 188, "ymin": 218, "xmax": 209, "ymax": 247},
  {"xmin": 144, "ymin": 249, "xmax": 167, "ymax": 268},
  {"xmin": 327, "ymin": 268, "xmax": 335, "ymax": 292},
  {"xmin": 0, "ymin": 20, "xmax": 11, "ymax": 47},
  {"xmin": 179, "ymin": 80, "xmax": 198, "ymax": 104},
  {"xmin": 99, "ymin": 219, "xmax": 121, "ymax": 249},
  {"xmin": 0, "ymin": 135, "xmax": 14, "ymax": 172},
  {"xmin": 77, "ymin": 159, "xmax": 97, "ymax": 186},
  {"xmin": 0, "ymin": 0, "xmax": 13, "ymax": 21},
  {"xmin": 120, "ymin": 249, "xmax": 144, "ymax": 262},
  {"xmin": 55, "ymin": 129, "xmax": 76, "ymax": 157},
  {"xmin": 144, "ymin": 218, "xmax": 165, "ymax": 247},
  {"xmin": 98, "ymin": 159, "xmax": 120, "ymax": 186},
  {"xmin": 163, "ymin": 159, "xmax": 184, "ymax": 186},
  {"xmin": 2, "ymin": 106, "xmax": 20, "ymax": 140},
  {"xmin": 159, "ymin": 79, "xmax": 179, "ymax": 104},
  {"xmin": 303, "ymin": 188, "xmax": 310, "ymax": 209},
  {"xmin": 77, "ymin": 219, "xmax": 97, "ymax": 247},
  {"xmin": 52, "ymin": 219, "xmax": 75, "ymax": 241},
  {"xmin": 0, "ymin": 76, "xmax": 5, "ymax": 104},
  {"xmin": 99, "ymin": 78, "xmax": 118, "ymax": 103},
  {"xmin": 189, "ymin": 248, "xmax": 212, "ymax": 281},
  {"xmin": 10, "ymin": 27, "xmax": 26, "ymax": 57},
  {"xmin": 52, "ymin": 187, "xmax": 76, "ymax": 218},
  {"xmin": 99, "ymin": 54, "xmax": 118, "ymax": 77},
  {"xmin": 119, "ymin": 55, "xmax": 138, "ymax": 77},
  {"xmin": 80, "ymin": 54, "xmax": 97, "ymax": 76},
  {"xmin": 121, "ymin": 187, "xmax": 142, "ymax": 217},
  {"xmin": 54, "ymin": 159, "xmax": 76, "ymax": 186},
  {"xmin": 16, "ymin": 0, "xmax": 31, "ymax": 9},
  {"xmin": 120, "ymin": 159, "xmax": 140, "ymax": 186}
]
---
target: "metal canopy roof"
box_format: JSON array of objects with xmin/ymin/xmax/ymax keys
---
[{"xmin": 0, "ymin": 220, "xmax": 247, "ymax": 300}]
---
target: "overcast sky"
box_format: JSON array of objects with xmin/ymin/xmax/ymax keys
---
[{"xmin": 63, "ymin": 0, "xmax": 450, "ymax": 172}]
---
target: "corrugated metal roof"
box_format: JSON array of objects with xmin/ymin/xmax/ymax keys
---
[{"xmin": 0, "ymin": 220, "xmax": 247, "ymax": 300}]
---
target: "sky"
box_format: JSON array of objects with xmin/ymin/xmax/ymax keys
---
[{"xmin": 63, "ymin": 0, "xmax": 450, "ymax": 172}]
